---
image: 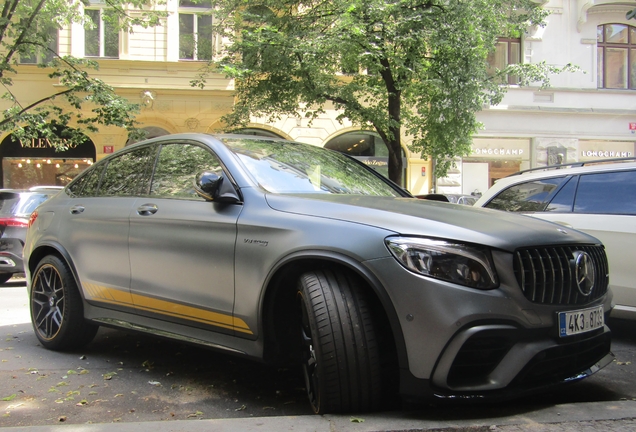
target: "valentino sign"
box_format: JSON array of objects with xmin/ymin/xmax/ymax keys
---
[{"xmin": 19, "ymin": 137, "xmax": 79, "ymax": 149}]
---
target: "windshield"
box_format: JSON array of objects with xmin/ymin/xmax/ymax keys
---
[{"xmin": 222, "ymin": 137, "xmax": 403, "ymax": 196}]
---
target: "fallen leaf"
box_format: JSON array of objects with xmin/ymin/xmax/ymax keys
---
[
  {"xmin": 235, "ymin": 405, "xmax": 246, "ymax": 411},
  {"xmin": 1, "ymin": 394, "xmax": 16, "ymax": 402},
  {"xmin": 58, "ymin": 416, "xmax": 67, "ymax": 422},
  {"xmin": 350, "ymin": 417, "xmax": 365, "ymax": 423},
  {"xmin": 148, "ymin": 381, "xmax": 161, "ymax": 386}
]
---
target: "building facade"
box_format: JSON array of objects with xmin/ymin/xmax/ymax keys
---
[
  {"xmin": 438, "ymin": 0, "xmax": 636, "ymax": 196},
  {"xmin": 1, "ymin": 0, "xmax": 428, "ymax": 191},
  {"xmin": 2, "ymin": 0, "xmax": 634, "ymax": 194}
]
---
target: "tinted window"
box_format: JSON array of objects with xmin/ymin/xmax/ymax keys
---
[
  {"xmin": 484, "ymin": 177, "xmax": 568, "ymax": 212},
  {"xmin": 545, "ymin": 176, "xmax": 577, "ymax": 212},
  {"xmin": 574, "ymin": 170, "xmax": 636, "ymax": 215},
  {"xmin": 98, "ymin": 146, "xmax": 157, "ymax": 197},
  {"xmin": 68, "ymin": 163, "xmax": 107, "ymax": 197},
  {"xmin": 150, "ymin": 143, "xmax": 223, "ymax": 199}
]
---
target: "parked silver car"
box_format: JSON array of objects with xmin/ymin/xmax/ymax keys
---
[{"xmin": 24, "ymin": 134, "xmax": 613, "ymax": 414}]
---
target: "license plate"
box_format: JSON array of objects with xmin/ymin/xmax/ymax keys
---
[{"xmin": 558, "ymin": 306, "xmax": 604, "ymax": 337}]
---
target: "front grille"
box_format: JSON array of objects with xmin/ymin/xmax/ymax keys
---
[{"xmin": 513, "ymin": 245, "xmax": 608, "ymax": 305}]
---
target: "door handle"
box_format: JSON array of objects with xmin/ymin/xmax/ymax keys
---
[
  {"xmin": 70, "ymin": 205, "xmax": 85, "ymax": 215},
  {"xmin": 137, "ymin": 203, "xmax": 158, "ymax": 216}
]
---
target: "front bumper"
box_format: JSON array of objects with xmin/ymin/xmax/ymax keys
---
[
  {"xmin": 366, "ymin": 254, "xmax": 614, "ymax": 401},
  {"xmin": 429, "ymin": 323, "xmax": 612, "ymax": 400}
]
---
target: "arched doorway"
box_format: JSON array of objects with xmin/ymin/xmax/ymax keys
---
[
  {"xmin": 0, "ymin": 131, "xmax": 96, "ymax": 189},
  {"xmin": 324, "ymin": 131, "xmax": 405, "ymax": 185}
]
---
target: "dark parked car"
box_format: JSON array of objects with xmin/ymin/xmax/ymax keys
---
[
  {"xmin": 0, "ymin": 187, "xmax": 61, "ymax": 283},
  {"xmin": 24, "ymin": 134, "xmax": 613, "ymax": 414}
]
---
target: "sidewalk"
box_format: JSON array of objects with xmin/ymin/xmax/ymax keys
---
[{"xmin": 4, "ymin": 400, "xmax": 636, "ymax": 432}]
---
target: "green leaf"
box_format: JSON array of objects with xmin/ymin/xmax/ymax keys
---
[{"xmin": 1, "ymin": 394, "xmax": 16, "ymax": 401}]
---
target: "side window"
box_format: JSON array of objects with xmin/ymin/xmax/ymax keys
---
[
  {"xmin": 574, "ymin": 170, "xmax": 636, "ymax": 215},
  {"xmin": 98, "ymin": 146, "xmax": 157, "ymax": 197},
  {"xmin": 545, "ymin": 176, "xmax": 577, "ymax": 213},
  {"xmin": 484, "ymin": 177, "xmax": 567, "ymax": 212},
  {"xmin": 150, "ymin": 143, "xmax": 223, "ymax": 199},
  {"xmin": 67, "ymin": 163, "xmax": 106, "ymax": 197}
]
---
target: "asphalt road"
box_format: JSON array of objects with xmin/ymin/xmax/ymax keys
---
[{"xmin": 2, "ymin": 278, "xmax": 636, "ymax": 429}]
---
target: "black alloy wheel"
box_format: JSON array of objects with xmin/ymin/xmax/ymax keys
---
[{"xmin": 30, "ymin": 255, "xmax": 98, "ymax": 350}]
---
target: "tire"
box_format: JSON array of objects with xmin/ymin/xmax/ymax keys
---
[
  {"xmin": 30, "ymin": 255, "xmax": 98, "ymax": 350},
  {"xmin": 297, "ymin": 268, "xmax": 381, "ymax": 414},
  {"xmin": 0, "ymin": 273, "xmax": 12, "ymax": 284}
]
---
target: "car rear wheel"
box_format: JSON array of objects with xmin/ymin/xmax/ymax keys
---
[
  {"xmin": 297, "ymin": 268, "xmax": 381, "ymax": 414},
  {"xmin": 30, "ymin": 255, "xmax": 98, "ymax": 350}
]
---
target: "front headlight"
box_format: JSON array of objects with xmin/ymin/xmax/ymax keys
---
[{"xmin": 385, "ymin": 236, "xmax": 499, "ymax": 289}]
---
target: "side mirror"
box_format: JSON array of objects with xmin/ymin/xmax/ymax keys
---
[{"xmin": 194, "ymin": 171, "xmax": 241, "ymax": 204}]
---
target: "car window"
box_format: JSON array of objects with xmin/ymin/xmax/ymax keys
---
[
  {"xmin": 222, "ymin": 137, "xmax": 402, "ymax": 196},
  {"xmin": 545, "ymin": 176, "xmax": 577, "ymax": 212},
  {"xmin": 98, "ymin": 146, "xmax": 157, "ymax": 197},
  {"xmin": 574, "ymin": 170, "xmax": 636, "ymax": 215},
  {"xmin": 484, "ymin": 176, "xmax": 568, "ymax": 212},
  {"xmin": 150, "ymin": 143, "xmax": 223, "ymax": 199},
  {"xmin": 68, "ymin": 163, "xmax": 107, "ymax": 197},
  {"xmin": 19, "ymin": 194, "xmax": 53, "ymax": 215}
]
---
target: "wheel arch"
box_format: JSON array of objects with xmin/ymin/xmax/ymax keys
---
[
  {"xmin": 27, "ymin": 242, "xmax": 81, "ymax": 294},
  {"xmin": 260, "ymin": 251, "xmax": 407, "ymax": 373}
]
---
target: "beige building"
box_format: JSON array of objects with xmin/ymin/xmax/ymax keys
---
[{"xmin": 2, "ymin": 0, "xmax": 431, "ymax": 193}]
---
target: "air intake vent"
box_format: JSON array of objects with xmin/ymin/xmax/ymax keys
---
[{"xmin": 513, "ymin": 245, "xmax": 608, "ymax": 305}]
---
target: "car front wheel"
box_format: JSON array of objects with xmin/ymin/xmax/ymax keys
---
[
  {"xmin": 297, "ymin": 268, "xmax": 381, "ymax": 414},
  {"xmin": 30, "ymin": 255, "xmax": 98, "ymax": 350}
]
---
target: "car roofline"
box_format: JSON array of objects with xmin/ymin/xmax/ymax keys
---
[{"xmin": 507, "ymin": 157, "xmax": 636, "ymax": 178}]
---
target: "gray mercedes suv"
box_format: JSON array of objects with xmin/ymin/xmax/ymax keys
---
[{"xmin": 23, "ymin": 134, "xmax": 613, "ymax": 414}]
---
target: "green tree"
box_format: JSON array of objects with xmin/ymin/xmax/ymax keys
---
[
  {"xmin": 0, "ymin": 0, "xmax": 166, "ymax": 149},
  {"xmin": 195, "ymin": 0, "xmax": 575, "ymax": 184}
]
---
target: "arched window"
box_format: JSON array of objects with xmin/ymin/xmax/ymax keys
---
[{"xmin": 597, "ymin": 23, "xmax": 636, "ymax": 89}]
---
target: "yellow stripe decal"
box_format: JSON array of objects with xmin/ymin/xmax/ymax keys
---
[{"xmin": 82, "ymin": 284, "xmax": 252, "ymax": 335}]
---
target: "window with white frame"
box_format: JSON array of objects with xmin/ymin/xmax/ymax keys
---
[
  {"xmin": 179, "ymin": 0, "xmax": 213, "ymax": 61},
  {"xmin": 597, "ymin": 23, "xmax": 636, "ymax": 89},
  {"xmin": 85, "ymin": 6, "xmax": 119, "ymax": 58}
]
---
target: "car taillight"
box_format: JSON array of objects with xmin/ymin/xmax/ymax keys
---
[
  {"xmin": 0, "ymin": 217, "xmax": 29, "ymax": 228},
  {"xmin": 28, "ymin": 211, "xmax": 38, "ymax": 228}
]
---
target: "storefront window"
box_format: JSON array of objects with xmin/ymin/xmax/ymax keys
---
[
  {"xmin": 324, "ymin": 131, "xmax": 404, "ymax": 185},
  {"xmin": 2, "ymin": 158, "xmax": 93, "ymax": 189}
]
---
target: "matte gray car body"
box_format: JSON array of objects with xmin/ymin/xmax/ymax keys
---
[{"xmin": 23, "ymin": 133, "xmax": 614, "ymax": 414}]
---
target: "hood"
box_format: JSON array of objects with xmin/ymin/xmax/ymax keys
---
[{"xmin": 265, "ymin": 194, "xmax": 601, "ymax": 252}]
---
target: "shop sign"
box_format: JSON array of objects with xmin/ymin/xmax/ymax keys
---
[
  {"xmin": 580, "ymin": 150, "xmax": 632, "ymax": 158},
  {"xmin": 629, "ymin": 122, "xmax": 636, "ymax": 131},
  {"xmin": 103, "ymin": 146, "xmax": 114, "ymax": 154},
  {"xmin": 471, "ymin": 148, "xmax": 525, "ymax": 156},
  {"xmin": 19, "ymin": 137, "xmax": 78, "ymax": 149},
  {"xmin": 357, "ymin": 157, "xmax": 388, "ymax": 167}
]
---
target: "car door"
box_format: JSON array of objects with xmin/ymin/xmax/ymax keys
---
[
  {"xmin": 128, "ymin": 141, "xmax": 245, "ymax": 337},
  {"xmin": 62, "ymin": 145, "xmax": 157, "ymax": 311}
]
